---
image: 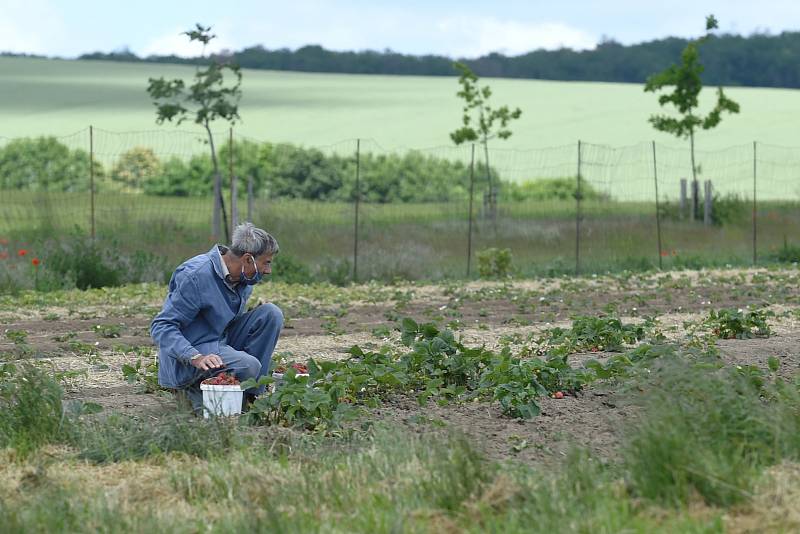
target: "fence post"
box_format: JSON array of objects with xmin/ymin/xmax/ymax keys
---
[
  {"xmin": 691, "ymin": 179, "xmax": 699, "ymax": 220},
  {"xmin": 213, "ymin": 170, "xmax": 221, "ymax": 241},
  {"xmin": 679, "ymin": 178, "xmax": 687, "ymax": 219},
  {"xmin": 753, "ymin": 141, "xmax": 757, "ymax": 265},
  {"xmin": 575, "ymin": 140, "xmax": 582, "ymax": 275},
  {"xmin": 466, "ymin": 144, "xmax": 476, "ymax": 277},
  {"xmin": 652, "ymin": 141, "xmax": 663, "ymax": 269},
  {"xmin": 703, "ymin": 180, "xmax": 712, "ymax": 226},
  {"xmin": 247, "ymin": 175, "xmax": 254, "ymax": 223},
  {"xmin": 89, "ymin": 125, "xmax": 95, "ymax": 240},
  {"xmin": 353, "ymin": 139, "xmax": 361, "ymax": 283},
  {"xmin": 230, "ymin": 176, "xmax": 238, "ymax": 232},
  {"xmin": 229, "ymin": 128, "xmax": 238, "ymax": 235}
]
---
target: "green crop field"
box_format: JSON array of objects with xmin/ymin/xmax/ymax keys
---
[
  {"xmin": 4, "ymin": 55, "xmax": 800, "ymax": 534},
  {"xmin": 1, "ymin": 56, "xmax": 799, "ymax": 150}
]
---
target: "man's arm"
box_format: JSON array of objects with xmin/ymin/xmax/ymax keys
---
[{"xmin": 150, "ymin": 273, "xmax": 203, "ymax": 364}]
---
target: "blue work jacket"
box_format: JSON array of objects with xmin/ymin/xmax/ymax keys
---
[{"xmin": 151, "ymin": 245, "xmax": 253, "ymax": 388}]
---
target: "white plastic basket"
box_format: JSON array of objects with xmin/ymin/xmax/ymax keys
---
[{"xmin": 200, "ymin": 383, "xmax": 244, "ymax": 418}]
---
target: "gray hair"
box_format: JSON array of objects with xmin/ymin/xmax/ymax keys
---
[{"xmin": 230, "ymin": 222, "xmax": 279, "ymax": 257}]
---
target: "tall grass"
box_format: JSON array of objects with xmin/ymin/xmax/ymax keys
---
[
  {"xmin": 5, "ymin": 191, "xmax": 800, "ymax": 284},
  {"xmin": 0, "ymin": 363, "xmax": 74, "ymax": 456},
  {"xmin": 76, "ymin": 413, "xmax": 251, "ymax": 464},
  {"xmin": 623, "ymin": 357, "xmax": 800, "ymax": 506},
  {"xmin": 0, "ymin": 424, "xmax": 724, "ymax": 533}
]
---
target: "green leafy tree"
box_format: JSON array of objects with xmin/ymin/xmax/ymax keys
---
[
  {"xmin": 450, "ymin": 62, "xmax": 521, "ymax": 218},
  {"xmin": 147, "ymin": 23, "xmax": 242, "ymax": 240},
  {"xmin": 645, "ymin": 15, "xmax": 740, "ymax": 187},
  {"xmin": 142, "ymin": 155, "xmax": 214, "ymax": 197},
  {"xmin": 110, "ymin": 147, "xmax": 161, "ymax": 192},
  {"xmin": 0, "ymin": 137, "xmax": 103, "ymax": 192}
]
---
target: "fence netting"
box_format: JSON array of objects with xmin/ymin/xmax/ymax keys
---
[{"xmin": 1, "ymin": 128, "xmax": 799, "ymax": 280}]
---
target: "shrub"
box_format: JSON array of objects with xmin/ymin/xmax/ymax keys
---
[
  {"xmin": 477, "ymin": 247, "xmax": 513, "ymax": 278},
  {"xmin": 42, "ymin": 234, "xmax": 170, "ymax": 289},
  {"xmin": 270, "ymin": 252, "xmax": 314, "ymax": 284},
  {"xmin": 109, "ymin": 147, "xmax": 162, "ymax": 192},
  {"xmin": 0, "ymin": 136, "xmax": 103, "ymax": 192},
  {"xmin": 316, "ymin": 256, "xmax": 352, "ymax": 286},
  {"xmin": 711, "ymin": 192, "xmax": 749, "ymax": 226},
  {"xmin": 142, "ymin": 155, "xmax": 213, "ymax": 196},
  {"xmin": 771, "ymin": 237, "xmax": 800, "ymax": 263},
  {"xmin": 503, "ymin": 177, "xmax": 607, "ymax": 202}
]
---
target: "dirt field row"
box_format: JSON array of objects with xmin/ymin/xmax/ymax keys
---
[{"xmin": 2, "ymin": 267, "xmax": 798, "ymax": 464}]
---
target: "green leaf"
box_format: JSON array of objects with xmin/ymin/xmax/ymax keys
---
[{"xmin": 767, "ymin": 356, "xmax": 780, "ymax": 373}]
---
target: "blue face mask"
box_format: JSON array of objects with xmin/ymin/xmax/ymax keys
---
[{"xmin": 240, "ymin": 256, "xmax": 263, "ymax": 285}]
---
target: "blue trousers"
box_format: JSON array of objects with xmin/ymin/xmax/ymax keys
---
[{"xmin": 184, "ymin": 303, "xmax": 283, "ymax": 412}]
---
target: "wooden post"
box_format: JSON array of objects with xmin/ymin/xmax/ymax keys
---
[
  {"xmin": 691, "ymin": 179, "xmax": 699, "ymax": 221},
  {"xmin": 679, "ymin": 178, "xmax": 687, "ymax": 219},
  {"xmin": 466, "ymin": 144, "xmax": 476, "ymax": 277},
  {"xmin": 653, "ymin": 141, "xmax": 663, "ymax": 269},
  {"xmin": 89, "ymin": 125, "xmax": 95, "ymax": 240},
  {"xmin": 703, "ymin": 180, "xmax": 712, "ymax": 226},
  {"xmin": 247, "ymin": 175, "xmax": 254, "ymax": 223},
  {"xmin": 575, "ymin": 140, "xmax": 582, "ymax": 276},
  {"xmin": 353, "ymin": 139, "xmax": 361, "ymax": 283}
]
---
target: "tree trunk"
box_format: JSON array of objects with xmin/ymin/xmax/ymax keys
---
[
  {"xmin": 205, "ymin": 123, "xmax": 229, "ymax": 242},
  {"xmin": 690, "ymin": 130, "xmax": 697, "ymax": 184},
  {"xmin": 690, "ymin": 130, "xmax": 698, "ymax": 220},
  {"xmin": 482, "ymin": 140, "xmax": 496, "ymax": 224}
]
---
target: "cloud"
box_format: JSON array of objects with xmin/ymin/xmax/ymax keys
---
[
  {"xmin": 436, "ymin": 16, "xmax": 598, "ymax": 57},
  {"xmin": 0, "ymin": 0, "xmax": 65, "ymax": 55}
]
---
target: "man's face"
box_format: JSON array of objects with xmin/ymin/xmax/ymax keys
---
[{"xmin": 235, "ymin": 253, "xmax": 273, "ymax": 280}]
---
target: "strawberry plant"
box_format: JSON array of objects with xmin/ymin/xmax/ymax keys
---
[
  {"xmin": 532, "ymin": 315, "xmax": 648, "ymax": 356},
  {"xmin": 240, "ymin": 313, "xmax": 672, "ymax": 430},
  {"xmin": 5, "ymin": 329, "xmax": 28, "ymax": 345},
  {"xmin": 243, "ymin": 371, "xmax": 356, "ymax": 430},
  {"xmin": 93, "ymin": 323, "xmax": 124, "ymax": 338},
  {"xmin": 703, "ymin": 308, "xmax": 771, "ymax": 339},
  {"xmin": 121, "ymin": 358, "xmax": 161, "ymax": 393}
]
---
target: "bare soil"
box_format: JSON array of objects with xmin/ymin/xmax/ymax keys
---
[{"xmin": 2, "ymin": 267, "xmax": 799, "ymax": 464}]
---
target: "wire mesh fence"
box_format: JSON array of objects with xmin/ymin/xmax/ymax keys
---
[{"xmin": 1, "ymin": 127, "xmax": 799, "ymax": 280}]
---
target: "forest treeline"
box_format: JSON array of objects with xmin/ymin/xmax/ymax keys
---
[{"xmin": 67, "ymin": 31, "xmax": 800, "ymax": 88}]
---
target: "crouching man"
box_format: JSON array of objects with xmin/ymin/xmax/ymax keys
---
[{"xmin": 150, "ymin": 222, "xmax": 283, "ymax": 412}]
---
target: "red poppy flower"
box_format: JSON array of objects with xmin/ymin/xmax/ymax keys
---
[
  {"xmin": 32, "ymin": 258, "xmax": 40, "ymax": 267},
  {"xmin": 18, "ymin": 249, "xmax": 27, "ymax": 257}
]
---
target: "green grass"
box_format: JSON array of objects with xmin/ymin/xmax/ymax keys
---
[
  {"xmin": 0, "ymin": 363, "xmax": 74, "ymax": 456},
  {"xmin": 624, "ymin": 357, "xmax": 800, "ymax": 507},
  {"xmin": 0, "ymin": 423, "xmax": 726, "ymax": 533},
  {"xmin": 1, "ymin": 56, "xmax": 799, "ymax": 151},
  {"xmin": 2, "ymin": 285, "xmax": 800, "ymax": 531},
  {"xmin": 3, "ymin": 190, "xmax": 800, "ymax": 282}
]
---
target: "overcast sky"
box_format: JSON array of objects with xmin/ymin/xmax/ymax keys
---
[{"xmin": 2, "ymin": 0, "xmax": 799, "ymax": 58}]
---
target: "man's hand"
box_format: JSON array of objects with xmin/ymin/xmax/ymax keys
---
[{"xmin": 190, "ymin": 354, "xmax": 224, "ymax": 371}]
